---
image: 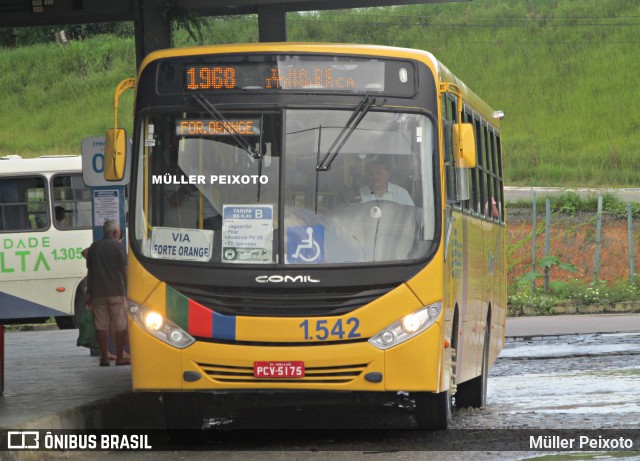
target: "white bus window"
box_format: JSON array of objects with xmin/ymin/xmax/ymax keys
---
[
  {"xmin": 0, "ymin": 176, "xmax": 48, "ymax": 231},
  {"xmin": 52, "ymin": 174, "xmax": 92, "ymax": 229}
]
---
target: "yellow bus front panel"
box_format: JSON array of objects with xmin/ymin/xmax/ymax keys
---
[{"xmin": 129, "ymin": 314, "xmax": 443, "ymax": 393}]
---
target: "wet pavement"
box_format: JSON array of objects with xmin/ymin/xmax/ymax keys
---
[
  {"xmin": 458, "ymin": 331, "xmax": 640, "ymax": 430},
  {"xmin": 1, "ymin": 314, "xmax": 639, "ymax": 461},
  {"xmin": 0, "ymin": 329, "xmax": 137, "ymax": 430}
]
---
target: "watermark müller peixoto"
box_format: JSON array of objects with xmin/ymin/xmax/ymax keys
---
[
  {"xmin": 530, "ymin": 434, "xmax": 635, "ymax": 450},
  {"xmin": 1, "ymin": 430, "xmax": 152, "ymax": 451}
]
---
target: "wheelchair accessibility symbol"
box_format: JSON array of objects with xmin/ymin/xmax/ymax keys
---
[{"xmin": 287, "ymin": 225, "xmax": 324, "ymax": 263}]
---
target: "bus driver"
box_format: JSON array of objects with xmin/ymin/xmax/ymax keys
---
[{"xmin": 358, "ymin": 158, "xmax": 414, "ymax": 206}]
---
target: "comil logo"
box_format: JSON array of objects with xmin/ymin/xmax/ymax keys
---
[
  {"xmin": 255, "ymin": 275, "xmax": 320, "ymax": 284},
  {"xmin": 7, "ymin": 431, "xmax": 40, "ymax": 449}
]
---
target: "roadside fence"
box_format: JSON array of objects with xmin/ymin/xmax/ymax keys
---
[{"xmin": 508, "ymin": 192, "xmax": 638, "ymax": 291}]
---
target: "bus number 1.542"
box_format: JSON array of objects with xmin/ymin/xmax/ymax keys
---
[{"xmin": 299, "ymin": 318, "xmax": 361, "ymax": 341}]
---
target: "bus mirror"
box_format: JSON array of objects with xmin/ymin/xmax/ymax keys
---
[
  {"xmin": 104, "ymin": 128, "xmax": 127, "ymax": 181},
  {"xmin": 453, "ymin": 123, "xmax": 476, "ymax": 168},
  {"xmin": 104, "ymin": 77, "xmax": 135, "ymax": 181}
]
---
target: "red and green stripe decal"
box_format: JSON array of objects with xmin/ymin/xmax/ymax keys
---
[{"xmin": 166, "ymin": 285, "xmax": 236, "ymax": 340}]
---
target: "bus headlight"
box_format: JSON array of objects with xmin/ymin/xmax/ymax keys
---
[
  {"xmin": 368, "ymin": 302, "xmax": 442, "ymax": 350},
  {"xmin": 144, "ymin": 312, "xmax": 163, "ymax": 331},
  {"xmin": 129, "ymin": 304, "xmax": 195, "ymax": 349}
]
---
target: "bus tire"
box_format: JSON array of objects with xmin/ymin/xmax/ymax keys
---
[
  {"xmin": 55, "ymin": 285, "xmax": 85, "ymax": 329},
  {"xmin": 164, "ymin": 393, "xmax": 205, "ymax": 436},
  {"xmin": 455, "ymin": 316, "xmax": 490, "ymax": 408},
  {"xmin": 414, "ymin": 390, "xmax": 451, "ymax": 430},
  {"xmin": 56, "ymin": 279, "xmax": 86, "ymax": 330},
  {"xmin": 55, "ymin": 316, "xmax": 75, "ymax": 329}
]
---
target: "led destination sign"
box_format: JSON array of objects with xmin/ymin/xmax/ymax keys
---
[
  {"xmin": 176, "ymin": 119, "xmax": 261, "ymax": 137},
  {"xmin": 184, "ymin": 60, "xmax": 390, "ymax": 93},
  {"xmin": 154, "ymin": 55, "xmax": 417, "ymax": 97}
]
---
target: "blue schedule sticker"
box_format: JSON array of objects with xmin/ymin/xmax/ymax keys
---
[{"xmin": 287, "ymin": 225, "xmax": 324, "ymax": 264}]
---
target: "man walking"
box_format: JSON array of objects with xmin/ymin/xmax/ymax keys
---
[{"xmin": 86, "ymin": 219, "xmax": 129, "ymax": 366}]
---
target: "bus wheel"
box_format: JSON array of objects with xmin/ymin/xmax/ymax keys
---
[
  {"xmin": 455, "ymin": 319, "xmax": 490, "ymax": 408},
  {"xmin": 163, "ymin": 393, "xmax": 205, "ymax": 437},
  {"xmin": 55, "ymin": 285, "xmax": 85, "ymax": 329},
  {"xmin": 55, "ymin": 316, "xmax": 75, "ymax": 329},
  {"xmin": 414, "ymin": 390, "xmax": 451, "ymax": 429}
]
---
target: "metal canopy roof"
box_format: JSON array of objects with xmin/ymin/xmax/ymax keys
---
[
  {"xmin": 0, "ymin": 0, "xmax": 465, "ymax": 27},
  {"xmin": 0, "ymin": 0, "xmax": 467, "ymax": 65}
]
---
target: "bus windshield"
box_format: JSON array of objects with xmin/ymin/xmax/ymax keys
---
[{"xmin": 134, "ymin": 109, "xmax": 436, "ymax": 265}]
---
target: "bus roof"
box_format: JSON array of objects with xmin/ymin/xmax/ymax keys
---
[
  {"xmin": 0, "ymin": 155, "xmax": 82, "ymax": 176},
  {"xmin": 140, "ymin": 42, "xmax": 500, "ymax": 128}
]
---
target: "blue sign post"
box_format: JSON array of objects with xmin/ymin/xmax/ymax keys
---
[{"xmin": 81, "ymin": 136, "xmax": 130, "ymax": 246}]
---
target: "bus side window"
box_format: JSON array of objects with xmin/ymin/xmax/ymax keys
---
[
  {"xmin": 442, "ymin": 94, "xmax": 457, "ymax": 204},
  {"xmin": 0, "ymin": 176, "xmax": 47, "ymax": 231},
  {"xmin": 494, "ymin": 134, "xmax": 504, "ymax": 221},
  {"xmin": 52, "ymin": 174, "xmax": 92, "ymax": 229},
  {"xmin": 464, "ymin": 109, "xmax": 480, "ymax": 213},
  {"xmin": 474, "ymin": 115, "xmax": 486, "ymax": 216}
]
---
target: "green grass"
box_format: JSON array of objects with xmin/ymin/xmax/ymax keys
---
[
  {"xmin": 2, "ymin": 0, "xmax": 640, "ymax": 187},
  {"xmin": 0, "ymin": 37, "xmax": 136, "ymax": 156},
  {"xmin": 509, "ymin": 192, "xmax": 640, "ymax": 218},
  {"xmin": 508, "ymin": 279, "xmax": 640, "ymax": 316}
]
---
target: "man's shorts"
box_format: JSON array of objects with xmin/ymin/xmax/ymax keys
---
[{"xmin": 92, "ymin": 296, "xmax": 128, "ymax": 331}]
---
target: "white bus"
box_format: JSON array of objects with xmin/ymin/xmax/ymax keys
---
[{"xmin": 0, "ymin": 155, "xmax": 93, "ymax": 328}]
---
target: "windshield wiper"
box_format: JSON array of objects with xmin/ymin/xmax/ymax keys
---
[
  {"xmin": 191, "ymin": 93, "xmax": 262, "ymax": 159},
  {"xmin": 316, "ymin": 95, "xmax": 377, "ymax": 172}
]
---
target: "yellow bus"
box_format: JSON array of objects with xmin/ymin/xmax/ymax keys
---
[{"xmin": 109, "ymin": 43, "xmax": 506, "ymax": 429}]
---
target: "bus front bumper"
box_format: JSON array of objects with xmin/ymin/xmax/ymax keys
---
[{"xmin": 129, "ymin": 318, "xmax": 443, "ymax": 393}]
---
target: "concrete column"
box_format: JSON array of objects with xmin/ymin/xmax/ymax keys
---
[
  {"xmin": 134, "ymin": 0, "xmax": 172, "ymax": 68},
  {"xmin": 258, "ymin": 5, "xmax": 288, "ymax": 42}
]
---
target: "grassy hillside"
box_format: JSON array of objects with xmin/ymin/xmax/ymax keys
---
[
  {"xmin": 0, "ymin": 38, "xmax": 136, "ymax": 155},
  {"xmin": 2, "ymin": 0, "xmax": 640, "ymax": 186}
]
